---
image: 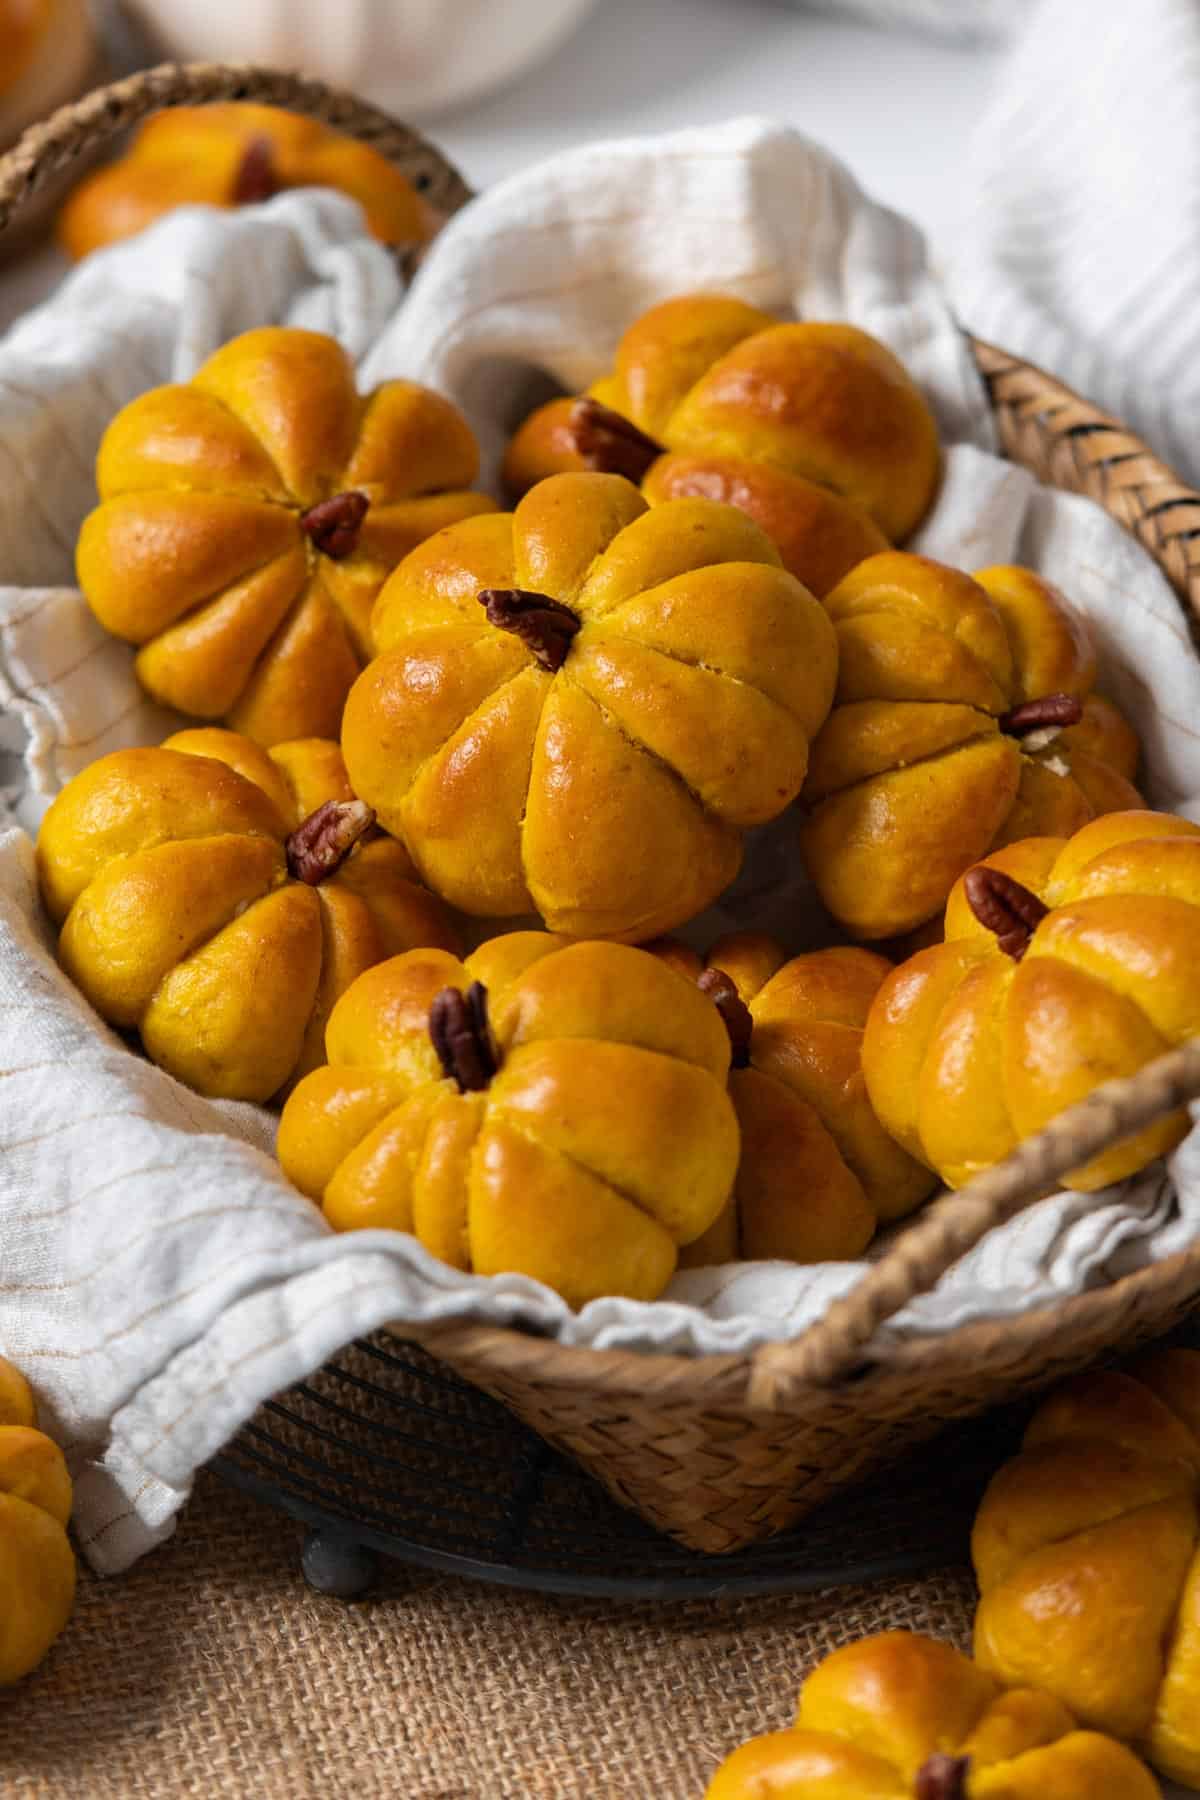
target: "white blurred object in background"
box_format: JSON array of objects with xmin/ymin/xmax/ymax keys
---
[{"xmin": 121, "ymin": 0, "xmax": 597, "ymax": 117}]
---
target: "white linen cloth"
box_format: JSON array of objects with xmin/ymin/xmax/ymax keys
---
[
  {"xmin": 948, "ymin": 0, "xmax": 1200, "ymax": 490},
  {"xmin": 785, "ymin": 0, "xmax": 1200, "ymax": 487},
  {"xmin": 3, "ymin": 120, "xmax": 1200, "ymax": 1574}
]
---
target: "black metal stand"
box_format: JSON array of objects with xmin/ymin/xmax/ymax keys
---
[
  {"xmin": 211, "ymin": 1332, "xmax": 1030, "ymax": 1602},
  {"xmin": 301, "ymin": 1527, "xmax": 379, "ymax": 1599}
]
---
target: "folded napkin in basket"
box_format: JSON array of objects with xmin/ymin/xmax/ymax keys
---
[{"xmin": 2, "ymin": 121, "xmax": 1200, "ymax": 1573}]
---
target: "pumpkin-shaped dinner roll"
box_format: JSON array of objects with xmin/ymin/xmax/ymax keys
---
[
  {"xmin": 501, "ymin": 294, "xmax": 935, "ymax": 593},
  {"xmin": 58, "ymin": 103, "xmax": 433, "ymax": 260},
  {"xmin": 0, "ymin": 1355, "xmax": 76, "ymax": 1685},
  {"xmin": 801, "ymin": 556, "xmax": 1142, "ymax": 940},
  {"xmin": 650, "ymin": 933, "xmax": 936, "ymax": 1265},
  {"xmin": 973, "ymin": 1349, "xmax": 1200, "ymax": 1788},
  {"xmin": 36, "ymin": 730, "xmax": 458, "ymax": 1102},
  {"xmin": 862, "ymin": 810, "xmax": 1200, "ymax": 1191},
  {"xmin": 705, "ymin": 1630, "xmax": 1158, "ymax": 1799},
  {"xmin": 278, "ymin": 934, "xmax": 739, "ymax": 1306},
  {"xmin": 76, "ymin": 327, "xmax": 497, "ymax": 744},
  {"xmin": 506, "ymin": 392, "xmax": 888, "ymax": 601},
  {"xmin": 342, "ymin": 472, "xmax": 838, "ymax": 938}
]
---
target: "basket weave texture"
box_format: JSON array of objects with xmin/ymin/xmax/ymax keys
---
[{"xmin": 4, "ymin": 63, "xmax": 1200, "ymax": 1555}]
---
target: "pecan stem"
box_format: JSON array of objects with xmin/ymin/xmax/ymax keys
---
[
  {"xmin": 698, "ymin": 968, "xmax": 754, "ymax": 1070},
  {"xmin": 998, "ymin": 693, "xmax": 1083, "ymax": 738},
  {"xmin": 300, "ymin": 490, "xmax": 370, "ymax": 560},
  {"xmin": 963, "ymin": 865, "xmax": 1049, "ymax": 961},
  {"xmin": 916, "ymin": 1753, "xmax": 970, "ymax": 1800},
  {"xmin": 569, "ymin": 396, "xmax": 665, "ymax": 483},
  {"xmin": 231, "ymin": 135, "xmax": 280, "ymax": 205},
  {"xmin": 429, "ymin": 983, "xmax": 497, "ymax": 1093},
  {"xmin": 479, "ymin": 588, "xmax": 581, "ymax": 673},
  {"xmin": 285, "ymin": 798, "xmax": 375, "ymax": 885}
]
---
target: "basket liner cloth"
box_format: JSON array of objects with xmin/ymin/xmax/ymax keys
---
[
  {"xmin": 950, "ymin": 0, "xmax": 1200, "ymax": 492},
  {"xmin": 2, "ymin": 121, "xmax": 1200, "ymax": 1573}
]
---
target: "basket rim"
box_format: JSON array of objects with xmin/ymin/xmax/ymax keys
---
[{"xmin": 414, "ymin": 1233, "xmax": 1200, "ymax": 1403}]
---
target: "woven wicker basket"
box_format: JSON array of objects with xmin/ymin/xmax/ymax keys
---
[{"xmin": 6, "ymin": 64, "xmax": 1200, "ymax": 1556}]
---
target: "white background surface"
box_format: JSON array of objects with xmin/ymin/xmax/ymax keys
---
[
  {"xmin": 0, "ymin": 0, "xmax": 1005, "ymax": 333},
  {"xmin": 429, "ymin": 0, "xmax": 1003, "ymax": 248}
]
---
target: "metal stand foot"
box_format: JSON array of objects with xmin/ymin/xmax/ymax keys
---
[{"xmin": 301, "ymin": 1527, "xmax": 378, "ymax": 1598}]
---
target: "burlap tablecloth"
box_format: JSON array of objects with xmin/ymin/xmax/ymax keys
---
[{"xmin": 1, "ymin": 1467, "xmax": 975, "ymax": 1797}]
